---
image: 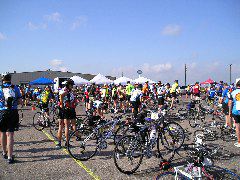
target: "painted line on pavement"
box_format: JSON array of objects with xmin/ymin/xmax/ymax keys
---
[{"xmin": 42, "ymin": 130, "xmax": 101, "ymax": 180}]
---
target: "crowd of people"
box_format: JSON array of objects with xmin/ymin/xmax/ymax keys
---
[{"xmin": 0, "ymin": 73, "xmax": 240, "ymax": 165}]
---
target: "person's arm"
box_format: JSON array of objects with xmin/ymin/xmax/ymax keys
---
[{"xmin": 228, "ymin": 93, "xmax": 233, "ymax": 117}]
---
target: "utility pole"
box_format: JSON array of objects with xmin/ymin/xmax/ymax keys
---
[
  {"xmin": 121, "ymin": 72, "xmax": 123, "ymax": 77},
  {"xmin": 184, "ymin": 64, "xmax": 187, "ymax": 86},
  {"xmin": 230, "ymin": 64, "xmax": 232, "ymax": 84}
]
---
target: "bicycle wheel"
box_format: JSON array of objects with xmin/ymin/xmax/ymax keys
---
[
  {"xmin": 113, "ymin": 124, "xmax": 131, "ymax": 145},
  {"xmin": 204, "ymin": 166, "xmax": 240, "ymax": 180},
  {"xmin": 33, "ymin": 112, "xmax": 45, "ymax": 131},
  {"xmin": 155, "ymin": 172, "xmax": 175, "ymax": 180},
  {"xmin": 49, "ymin": 118, "xmax": 59, "ymax": 140},
  {"xmin": 67, "ymin": 127, "xmax": 98, "ymax": 161},
  {"xmin": 160, "ymin": 122, "xmax": 185, "ymax": 151},
  {"xmin": 114, "ymin": 135, "xmax": 143, "ymax": 174}
]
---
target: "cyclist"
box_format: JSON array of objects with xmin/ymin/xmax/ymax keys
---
[
  {"xmin": 157, "ymin": 81, "xmax": 166, "ymax": 112},
  {"xmin": 142, "ymin": 81, "xmax": 150, "ymax": 102},
  {"xmin": 112, "ymin": 85, "xmax": 118, "ymax": 112},
  {"xmin": 130, "ymin": 84, "xmax": 143, "ymax": 117},
  {"xmin": 229, "ymin": 80, "xmax": 240, "ymax": 147},
  {"xmin": 56, "ymin": 79, "xmax": 78, "ymax": 149},
  {"xmin": 125, "ymin": 81, "xmax": 134, "ymax": 111},
  {"xmin": 0, "ymin": 74, "xmax": 22, "ymax": 164},
  {"xmin": 84, "ymin": 86, "xmax": 90, "ymax": 111},
  {"xmin": 170, "ymin": 80, "xmax": 178, "ymax": 109},
  {"xmin": 192, "ymin": 82, "xmax": 201, "ymax": 99},
  {"xmin": 208, "ymin": 86, "xmax": 217, "ymax": 106},
  {"xmin": 39, "ymin": 86, "xmax": 54, "ymax": 121},
  {"xmin": 89, "ymin": 83, "xmax": 96, "ymax": 109},
  {"xmin": 220, "ymin": 83, "xmax": 231, "ymax": 127},
  {"xmin": 185, "ymin": 85, "xmax": 191, "ymax": 99},
  {"xmin": 117, "ymin": 84, "xmax": 126, "ymax": 113}
]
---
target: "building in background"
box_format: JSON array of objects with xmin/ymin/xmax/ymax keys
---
[{"xmin": 0, "ymin": 70, "xmax": 116, "ymax": 85}]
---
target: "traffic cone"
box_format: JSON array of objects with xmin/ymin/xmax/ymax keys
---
[{"xmin": 32, "ymin": 103, "xmax": 36, "ymax": 111}]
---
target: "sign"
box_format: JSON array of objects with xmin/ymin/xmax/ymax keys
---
[{"xmin": 137, "ymin": 70, "xmax": 142, "ymax": 75}]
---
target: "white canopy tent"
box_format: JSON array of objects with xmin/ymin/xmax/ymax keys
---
[
  {"xmin": 70, "ymin": 75, "xmax": 89, "ymax": 85},
  {"xmin": 114, "ymin": 76, "xmax": 133, "ymax": 85},
  {"xmin": 90, "ymin": 73, "xmax": 113, "ymax": 84},
  {"xmin": 133, "ymin": 76, "xmax": 156, "ymax": 84}
]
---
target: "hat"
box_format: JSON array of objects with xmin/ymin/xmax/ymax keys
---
[{"xmin": 2, "ymin": 74, "xmax": 11, "ymax": 82}]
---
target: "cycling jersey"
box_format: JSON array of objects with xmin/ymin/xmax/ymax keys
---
[
  {"xmin": 59, "ymin": 87, "xmax": 76, "ymax": 109},
  {"xmin": 0, "ymin": 83, "xmax": 21, "ymax": 110},
  {"xmin": 170, "ymin": 83, "xmax": 178, "ymax": 93},
  {"xmin": 126, "ymin": 84, "xmax": 134, "ymax": 96},
  {"xmin": 157, "ymin": 86, "xmax": 165, "ymax": 97},
  {"xmin": 222, "ymin": 89, "xmax": 229, "ymax": 104},
  {"xmin": 192, "ymin": 84, "xmax": 200, "ymax": 94},
  {"xmin": 209, "ymin": 90, "xmax": 216, "ymax": 98},
  {"xmin": 130, "ymin": 89, "xmax": 142, "ymax": 102},
  {"xmin": 40, "ymin": 90, "xmax": 52, "ymax": 104},
  {"xmin": 229, "ymin": 88, "xmax": 240, "ymax": 115}
]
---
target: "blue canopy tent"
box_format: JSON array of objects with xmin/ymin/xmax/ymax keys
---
[{"xmin": 29, "ymin": 77, "xmax": 55, "ymax": 85}]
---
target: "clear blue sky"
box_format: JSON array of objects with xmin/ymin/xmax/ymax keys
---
[{"xmin": 0, "ymin": 0, "xmax": 239, "ymax": 84}]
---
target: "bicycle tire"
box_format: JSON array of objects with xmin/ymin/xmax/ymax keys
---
[
  {"xmin": 67, "ymin": 127, "xmax": 98, "ymax": 161},
  {"xmin": 113, "ymin": 135, "xmax": 143, "ymax": 174},
  {"xmin": 160, "ymin": 122, "xmax": 185, "ymax": 151},
  {"xmin": 33, "ymin": 112, "xmax": 45, "ymax": 131}
]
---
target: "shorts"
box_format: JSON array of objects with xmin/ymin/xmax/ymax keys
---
[
  {"xmin": 222, "ymin": 102, "xmax": 229, "ymax": 115},
  {"xmin": 58, "ymin": 108, "xmax": 76, "ymax": 120},
  {"xmin": 193, "ymin": 93, "xmax": 200, "ymax": 97},
  {"xmin": 126, "ymin": 95, "xmax": 131, "ymax": 101},
  {"xmin": 0, "ymin": 109, "xmax": 19, "ymax": 132},
  {"xmin": 112, "ymin": 94, "xmax": 118, "ymax": 101},
  {"xmin": 171, "ymin": 92, "xmax": 177, "ymax": 98},
  {"xmin": 217, "ymin": 92, "xmax": 222, "ymax": 97},
  {"xmin": 158, "ymin": 97, "xmax": 164, "ymax": 105},
  {"xmin": 119, "ymin": 97, "xmax": 125, "ymax": 102},
  {"xmin": 41, "ymin": 103, "xmax": 49, "ymax": 112},
  {"xmin": 232, "ymin": 114, "xmax": 240, "ymax": 124},
  {"xmin": 85, "ymin": 98, "xmax": 89, "ymax": 103}
]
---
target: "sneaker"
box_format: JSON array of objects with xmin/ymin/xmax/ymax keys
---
[
  {"xmin": 8, "ymin": 157, "xmax": 15, "ymax": 164},
  {"xmin": 2, "ymin": 153, "xmax": 7, "ymax": 159},
  {"xmin": 234, "ymin": 142, "xmax": 240, "ymax": 148},
  {"xmin": 56, "ymin": 142, "xmax": 61, "ymax": 149}
]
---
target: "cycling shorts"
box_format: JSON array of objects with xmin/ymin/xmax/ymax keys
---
[{"xmin": 232, "ymin": 114, "xmax": 240, "ymax": 124}]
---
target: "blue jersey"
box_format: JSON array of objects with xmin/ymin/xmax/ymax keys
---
[
  {"xmin": 229, "ymin": 88, "xmax": 240, "ymax": 115},
  {"xmin": 0, "ymin": 83, "xmax": 21, "ymax": 110},
  {"xmin": 222, "ymin": 89, "xmax": 229, "ymax": 104},
  {"xmin": 209, "ymin": 90, "xmax": 216, "ymax": 98}
]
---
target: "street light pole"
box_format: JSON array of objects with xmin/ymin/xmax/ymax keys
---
[
  {"xmin": 230, "ymin": 64, "xmax": 232, "ymax": 84},
  {"xmin": 184, "ymin": 64, "xmax": 187, "ymax": 86}
]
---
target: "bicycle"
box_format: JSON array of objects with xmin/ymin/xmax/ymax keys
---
[
  {"xmin": 113, "ymin": 111, "xmax": 185, "ymax": 174},
  {"xmin": 67, "ymin": 114, "xmax": 125, "ymax": 161}
]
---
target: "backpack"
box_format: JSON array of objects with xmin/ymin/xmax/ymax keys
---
[{"xmin": 1, "ymin": 85, "xmax": 16, "ymax": 109}]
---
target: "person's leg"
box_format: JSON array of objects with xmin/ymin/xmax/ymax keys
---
[
  {"xmin": 64, "ymin": 119, "xmax": 70, "ymax": 146},
  {"xmin": 1, "ymin": 132, "xmax": 7, "ymax": 155},
  {"xmin": 235, "ymin": 123, "xmax": 240, "ymax": 144},
  {"xmin": 57, "ymin": 120, "xmax": 64, "ymax": 144},
  {"xmin": 7, "ymin": 132, "xmax": 14, "ymax": 159}
]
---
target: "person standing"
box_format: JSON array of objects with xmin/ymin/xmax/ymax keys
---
[
  {"xmin": 130, "ymin": 84, "xmax": 143, "ymax": 117},
  {"xmin": 56, "ymin": 79, "xmax": 77, "ymax": 148},
  {"xmin": 0, "ymin": 74, "xmax": 22, "ymax": 164},
  {"xmin": 125, "ymin": 81, "xmax": 134, "ymax": 111},
  {"xmin": 229, "ymin": 80, "xmax": 240, "ymax": 148},
  {"xmin": 170, "ymin": 80, "xmax": 178, "ymax": 109},
  {"xmin": 156, "ymin": 81, "xmax": 166, "ymax": 112}
]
